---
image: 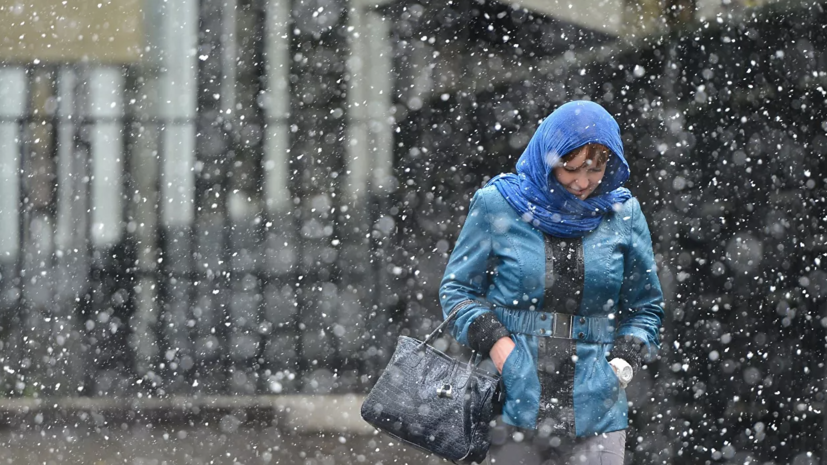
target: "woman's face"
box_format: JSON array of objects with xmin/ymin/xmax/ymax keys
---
[{"xmin": 552, "ymin": 145, "xmax": 607, "ymax": 200}]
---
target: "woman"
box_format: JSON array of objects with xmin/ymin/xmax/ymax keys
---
[{"xmin": 439, "ymin": 101, "xmax": 664, "ymax": 464}]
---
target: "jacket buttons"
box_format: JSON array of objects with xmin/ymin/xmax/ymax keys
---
[
  {"xmin": 579, "ymin": 317, "xmax": 586, "ymax": 324},
  {"xmin": 539, "ymin": 314, "xmax": 547, "ymax": 321},
  {"xmin": 578, "ymin": 332, "xmax": 585, "ymax": 339}
]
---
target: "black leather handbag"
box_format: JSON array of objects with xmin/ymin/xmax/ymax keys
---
[{"xmin": 360, "ymin": 307, "xmax": 500, "ymax": 464}]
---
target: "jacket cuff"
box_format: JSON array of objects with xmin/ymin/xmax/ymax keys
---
[
  {"xmin": 610, "ymin": 335, "xmax": 646, "ymax": 373},
  {"xmin": 466, "ymin": 312, "xmax": 511, "ymax": 355}
]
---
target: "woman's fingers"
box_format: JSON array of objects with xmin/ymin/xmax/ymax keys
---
[{"xmin": 490, "ymin": 337, "xmax": 516, "ymax": 373}]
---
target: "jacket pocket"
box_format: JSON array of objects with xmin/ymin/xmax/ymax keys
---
[
  {"xmin": 573, "ymin": 342, "xmax": 627, "ymax": 436},
  {"xmin": 601, "ymin": 354, "xmax": 621, "ymax": 391},
  {"xmin": 500, "ymin": 340, "xmax": 541, "ymax": 429},
  {"xmin": 501, "ymin": 344, "xmax": 523, "ymax": 391}
]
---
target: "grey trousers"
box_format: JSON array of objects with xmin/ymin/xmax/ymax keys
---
[{"xmin": 485, "ymin": 424, "xmax": 626, "ymax": 465}]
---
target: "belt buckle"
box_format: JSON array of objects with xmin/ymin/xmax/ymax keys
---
[{"xmin": 551, "ymin": 313, "xmax": 574, "ymax": 339}]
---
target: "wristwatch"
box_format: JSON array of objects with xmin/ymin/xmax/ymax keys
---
[{"xmin": 609, "ymin": 358, "xmax": 633, "ymax": 388}]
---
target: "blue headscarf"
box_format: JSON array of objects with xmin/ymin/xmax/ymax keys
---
[{"xmin": 488, "ymin": 101, "xmax": 632, "ymax": 238}]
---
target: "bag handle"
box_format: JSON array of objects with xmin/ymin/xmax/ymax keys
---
[
  {"xmin": 422, "ymin": 304, "xmax": 461, "ymax": 345},
  {"xmin": 423, "ymin": 299, "xmax": 487, "ymax": 345},
  {"xmin": 419, "ymin": 301, "xmax": 489, "ymax": 367}
]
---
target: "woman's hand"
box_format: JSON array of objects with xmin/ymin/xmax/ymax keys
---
[{"xmin": 490, "ymin": 337, "xmax": 516, "ymax": 374}]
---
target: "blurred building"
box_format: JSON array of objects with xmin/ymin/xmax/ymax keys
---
[{"xmin": 0, "ymin": 0, "xmax": 825, "ymax": 462}]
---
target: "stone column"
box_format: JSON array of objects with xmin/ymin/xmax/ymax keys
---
[
  {"xmin": 0, "ymin": 68, "xmax": 27, "ymax": 394},
  {"xmin": 344, "ymin": 0, "xmax": 395, "ymax": 387},
  {"xmin": 0, "ymin": 69, "xmax": 25, "ymax": 263},
  {"xmin": 89, "ymin": 68, "xmax": 125, "ymax": 248},
  {"xmin": 153, "ymin": 0, "xmax": 199, "ymax": 394},
  {"xmin": 84, "ymin": 66, "xmax": 132, "ymax": 396},
  {"xmin": 52, "ymin": 67, "xmax": 92, "ymax": 396},
  {"xmin": 261, "ymin": 0, "xmax": 300, "ymax": 394}
]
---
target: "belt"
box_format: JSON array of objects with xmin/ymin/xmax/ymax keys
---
[{"xmin": 492, "ymin": 307, "xmax": 615, "ymax": 344}]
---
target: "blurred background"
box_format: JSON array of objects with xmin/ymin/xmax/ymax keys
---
[{"xmin": 0, "ymin": 0, "xmax": 825, "ymax": 463}]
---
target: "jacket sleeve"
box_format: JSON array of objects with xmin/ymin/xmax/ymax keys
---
[
  {"xmin": 612, "ymin": 198, "xmax": 665, "ymax": 372},
  {"xmin": 439, "ymin": 189, "xmax": 510, "ymax": 355}
]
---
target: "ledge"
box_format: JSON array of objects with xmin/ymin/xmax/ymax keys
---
[{"xmin": 0, "ymin": 394, "xmax": 374, "ymax": 434}]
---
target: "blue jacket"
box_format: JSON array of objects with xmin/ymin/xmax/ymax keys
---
[{"xmin": 440, "ymin": 185, "xmax": 664, "ymax": 436}]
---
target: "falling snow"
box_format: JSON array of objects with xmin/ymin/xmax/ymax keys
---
[{"xmin": 0, "ymin": 0, "xmax": 824, "ymax": 463}]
